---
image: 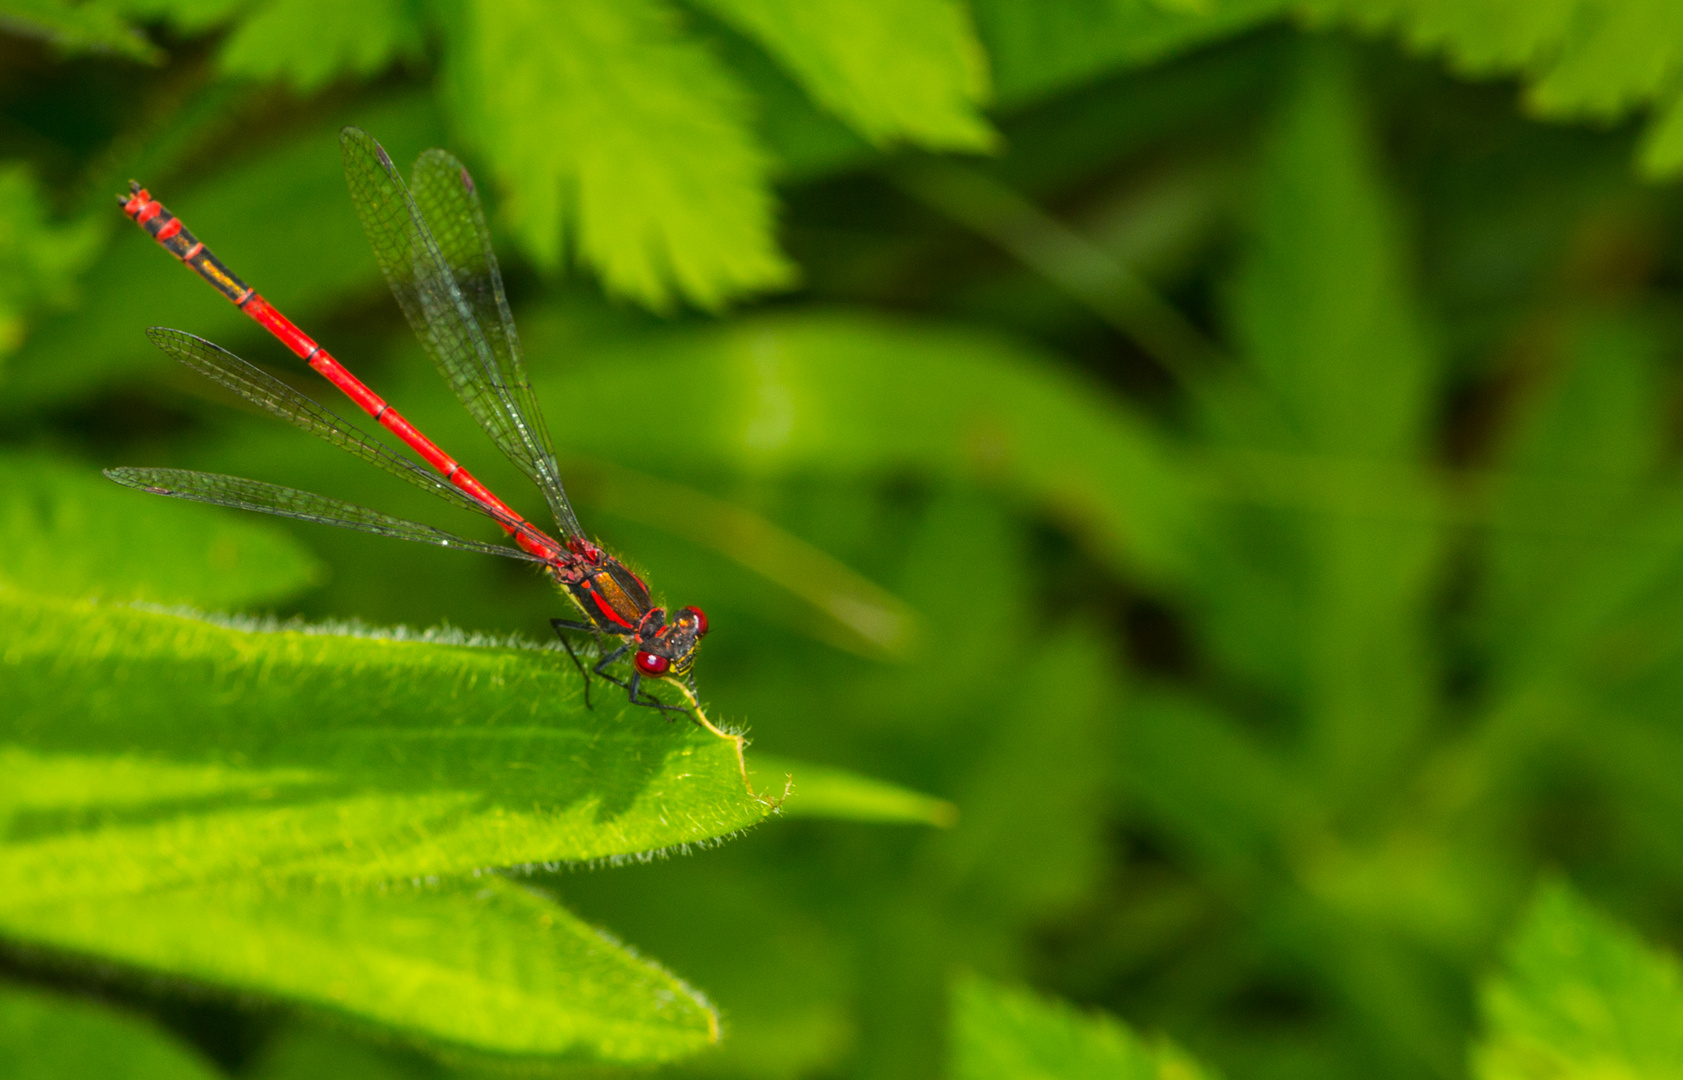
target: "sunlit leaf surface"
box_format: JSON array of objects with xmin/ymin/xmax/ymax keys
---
[
  {"xmin": 445, "ymin": 0, "xmax": 793, "ymax": 310},
  {"xmin": 0, "ymin": 591, "xmax": 760, "ymax": 1060}
]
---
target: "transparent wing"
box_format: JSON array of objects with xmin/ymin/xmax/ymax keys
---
[
  {"xmin": 143, "ymin": 327, "xmax": 558, "ymax": 556},
  {"xmin": 339, "ymin": 127, "xmax": 583, "ymax": 541},
  {"xmin": 105, "ymin": 467, "xmax": 547, "ymax": 562}
]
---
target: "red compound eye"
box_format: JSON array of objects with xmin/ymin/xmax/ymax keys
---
[
  {"xmin": 684, "ymin": 606, "xmax": 709, "ymax": 637},
  {"xmin": 634, "ymin": 651, "xmax": 670, "ymax": 676}
]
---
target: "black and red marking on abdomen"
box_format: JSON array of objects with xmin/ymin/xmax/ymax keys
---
[{"xmin": 119, "ymin": 183, "xmax": 564, "ymax": 564}]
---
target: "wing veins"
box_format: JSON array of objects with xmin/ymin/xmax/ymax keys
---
[
  {"xmin": 105, "ymin": 468, "xmax": 547, "ymax": 563},
  {"xmin": 340, "ymin": 128, "xmax": 581, "ymax": 540},
  {"xmin": 144, "ymin": 327, "xmax": 558, "ymax": 557}
]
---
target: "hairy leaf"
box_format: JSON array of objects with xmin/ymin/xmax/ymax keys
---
[
  {"xmin": 0, "ymin": 593, "xmax": 769, "ymax": 885},
  {"xmin": 0, "ymin": 590, "xmax": 758, "ymax": 1060},
  {"xmin": 1474, "ymin": 882, "xmax": 1683, "ymax": 1080},
  {"xmin": 3, "ymin": 876, "xmax": 719, "ymax": 1064},
  {"xmin": 695, "ymin": 0, "xmax": 995, "ymax": 150},
  {"xmin": 444, "ymin": 0, "xmax": 793, "ymax": 310},
  {"xmin": 951, "ymin": 975, "xmax": 1216, "ymax": 1080}
]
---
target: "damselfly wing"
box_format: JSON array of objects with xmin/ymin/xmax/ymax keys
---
[{"xmin": 110, "ymin": 127, "xmax": 708, "ymax": 717}]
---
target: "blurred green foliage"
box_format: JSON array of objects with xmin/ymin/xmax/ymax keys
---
[
  {"xmin": 8, "ymin": 2, "xmax": 1683, "ymax": 1079},
  {"xmin": 1472, "ymin": 882, "xmax": 1683, "ymax": 1080}
]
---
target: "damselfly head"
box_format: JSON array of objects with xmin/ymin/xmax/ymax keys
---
[{"xmin": 633, "ymin": 605, "xmax": 709, "ymax": 679}]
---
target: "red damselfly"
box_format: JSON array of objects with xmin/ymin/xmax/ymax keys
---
[{"xmin": 107, "ymin": 127, "xmax": 708, "ymax": 719}]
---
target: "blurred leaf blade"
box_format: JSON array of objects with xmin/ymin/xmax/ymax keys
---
[
  {"xmin": 0, "ymin": 453, "xmax": 323, "ymax": 608},
  {"xmin": 0, "ymin": 0, "xmax": 160, "ymax": 61},
  {"xmin": 1473, "ymin": 881, "xmax": 1683, "ymax": 1080},
  {"xmin": 1301, "ymin": 0, "xmax": 1683, "ymax": 178},
  {"xmin": 751, "ymin": 755, "xmax": 956, "ymax": 827},
  {"xmin": 0, "ymin": 981, "xmax": 221, "ymax": 1080},
  {"xmin": 951, "ymin": 975, "xmax": 1217, "ymax": 1080},
  {"xmin": 0, "ymin": 163, "xmax": 104, "ymax": 366},
  {"xmin": 3, "ymin": 91, "xmax": 445, "ymax": 413},
  {"xmin": 971, "ymin": 0, "xmax": 1288, "ymax": 105},
  {"xmin": 217, "ymin": 0, "xmax": 422, "ymax": 92},
  {"xmin": 1214, "ymin": 41, "xmax": 1440, "ymax": 807},
  {"xmin": 694, "ymin": 0, "xmax": 996, "ymax": 151},
  {"xmin": 580, "ymin": 457, "xmax": 923, "ymax": 658},
  {"xmin": 1480, "ymin": 314, "xmax": 1671, "ymax": 683},
  {"xmin": 539, "ymin": 310, "xmax": 1200, "ymax": 584}
]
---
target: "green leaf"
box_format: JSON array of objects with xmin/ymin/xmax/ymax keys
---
[
  {"xmin": 970, "ymin": 0, "xmax": 1288, "ymax": 106},
  {"xmin": 751, "ymin": 755, "xmax": 956, "ymax": 826},
  {"xmin": 1, "ymin": 453, "xmax": 322, "ymax": 607},
  {"xmin": 1296, "ymin": 0, "xmax": 1574, "ymax": 75},
  {"xmin": 1299, "ymin": 0, "xmax": 1683, "ymax": 178},
  {"xmin": 558, "ymin": 855, "xmax": 855, "ymax": 1080},
  {"xmin": 1212, "ymin": 41, "xmax": 1439, "ymax": 806},
  {"xmin": 443, "ymin": 0, "xmax": 793, "ymax": 310},
  {"xmin": 0, "ymin": 590, "xmax": 762, "ymax": 1060},
  {"xmin": 6, "ymin": 877, "xmax": 719, "ymax": 1064},
  {"xmin": 1473, "ymin": 881, "xmax": 1683, "ymax": 1080},
  {"xmin": 0, "ymin": 163, "xmax": 103, "ymax": 364},
  {"xmin": 1120, "ymin": 691, "xmax": 1302, "ymax": 875},
  {"xmin": 6, "ymin": 0, "xmax": 155, "ymax": 54},
  {"xmin": 529, "ymin": 309, "xmax": 1198, "ymax": 584},
  {"xmin": 1228, "ymin": 43, "xmax": 1432, "ymax": 463},
  {"xmin": 247, "ymin": 1024, "xmax": 434, "ymax": 1080},
  {"xmin": 218, "ymin": 0, "xmax": 422, "ymax": 92},
  {"xmin": 1481, "ymin": 314, "xmax": 1669, "ymax": 682},
  {"xmin": 1639, "ymin": 87, "xmax": 1683, "ymax": 176},
  {"xmin": 0, "ymin": 0, "xmax": 159, "ymax": 61},
  {"xmin": 104, "ymin": 0, "xmax": 247, "ymax": 34},
  {"xmin": 1, "ymin": 592, "xmax": 769, "ymax": 884},
  {"xmin": 951, "ymin": 975, "xmax": 1218, "ymax": 1080},
  {"xmin": 940, "ymin": 631, "xmax": 1117, "ymax": 919},
  {"xmin": 693, "ymin": 0, "xmax": 996, "ymax": 150},
  {"xmin": 0, "ymin": 981, "xmax": 221, "ymax": 1080},
  {"xmin": 3, "ymin": 92, "xmax": 444, "ymax": 414},
  {"xmin": 1514, "ymin": 1, "xmax": 1681, "ymax": 121}
]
